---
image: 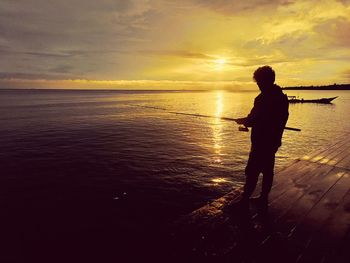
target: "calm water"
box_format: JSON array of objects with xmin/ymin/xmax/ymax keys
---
[{"xmin": 1, "ymin": 89, "xmax": 349, "ymax": 260}]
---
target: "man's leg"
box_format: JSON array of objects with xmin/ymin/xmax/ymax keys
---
[
  {"xmin": 241, "ymin": 172, "xmax": 260, "ymax": 202},
  {"xmin": 226, "ymin": 171, "xmax": 259, "ymax": 212},
  {"xmin": 225, "ymin": 149, "xmax": 261, "ymax": 212},
  {"xmin": 241, "ymin": 149, "xmax": 261, "ymax": 202},
  {"xmin": 261, "ymin": 171, "xmax": 274, "ymax": 199},
  {"xmin": 260, "ymin": 150, "xmax": 276, "ymax": 201}
]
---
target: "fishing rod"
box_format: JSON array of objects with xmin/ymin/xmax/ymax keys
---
[{"xmin": 133, "ymin": 105, "xmax": 301, "ymax": 132}]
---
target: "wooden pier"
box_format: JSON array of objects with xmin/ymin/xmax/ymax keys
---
[{"xmin": 169, "ymin": 133, "xmax": 350, "ymax": 263}]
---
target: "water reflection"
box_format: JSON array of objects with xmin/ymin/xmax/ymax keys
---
[
  {"xmin": 211, "ymin": 177, "xmax": 228, "ymax": 183},
  {"xmin": 212, "ymin": 92, "xmax": 224, "ymax": 164}
]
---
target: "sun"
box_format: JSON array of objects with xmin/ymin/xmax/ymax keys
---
[
  {"xmin": 213, "ymin": 58, "xmax": 227, "ymax": 70},
  {"xmin": 215, "ymin": 58, "xmax": 226, "ymax": 65}
]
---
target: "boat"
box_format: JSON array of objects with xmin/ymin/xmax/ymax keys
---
[{"xmin": 288, "ymin": 96, "xmax": 337, "ymax": 104}]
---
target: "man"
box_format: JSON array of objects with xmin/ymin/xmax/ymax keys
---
[{"xmin": 235, "ymin": 66, "xmax": 289, "ymax": 210}]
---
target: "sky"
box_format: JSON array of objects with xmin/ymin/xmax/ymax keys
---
[{"xmin": 0, "ymin": 0, "xmax": 350, "ymax": 89}]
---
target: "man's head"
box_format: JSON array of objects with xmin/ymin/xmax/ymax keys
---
[{"xmin": 253, "ymin": 66, "xmax": 275, "ymax": 92}]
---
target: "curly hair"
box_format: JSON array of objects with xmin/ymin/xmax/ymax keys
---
[{"xmin": 253, "ymin": 66, "xmax": 275, "ymax": 85}]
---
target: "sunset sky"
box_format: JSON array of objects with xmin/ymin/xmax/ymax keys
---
[{"xmin": 1, "ymin": 0, "xmax": 350, "ymax": 89}]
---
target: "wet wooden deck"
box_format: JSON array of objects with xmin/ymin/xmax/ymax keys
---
[{"xmin": 169, "ymin": 133, "xmax": 350, "ymax": 263}]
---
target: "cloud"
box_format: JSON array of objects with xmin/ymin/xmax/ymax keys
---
[
  {"xmin": 227, "ymin": 55, "xmax": 292, "ymax": 67},
  {"xmin": 337, "ymin": 0, "xmax": 350, "ymax": 5},
  {"xmin": 0, "ymin": 0, "xmax": 153, "ymax": 60},
  {"xmin": 342, "ymin": 69, "xmax": 350, "ymax": 81},
  {"xmin": 314, "ymin": 17, "xmax": 350, "ymax": 47},
  {"xmin": 187, "ymin": 0, "xmax": 295, "ymax": 14},
  {"xmin": 140, "ymin": 50, "xmax": 215, "ymax": 60},
  {"xmin": 0, "ymin": 0, "xmax": 159, "ymax": 80},
  {"xmin": 0, "ymin": 49, "xmax": 75, "ymax": 58},
  {"xmin": 0, "ymin": 72, "xmax": 75, "ymax": 80},
  {"xmin": 49, "ymin": 65, "xmax": 75, "ymax": 74},
  {"xmin": 0, "ymin": 0, "xmax": 152, "ymax": 49},
  {"xmin": 0, "ymin": 0, "xmax": 350, "ymax": 87}
]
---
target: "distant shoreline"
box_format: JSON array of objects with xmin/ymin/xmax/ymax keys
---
[
  {"xmin": 282, "ymin": 84, "xmax": 350, "ymax": 90},
  {"xmin": 1, "ymin": 83, "xmax": 350, "ymax": 91}
]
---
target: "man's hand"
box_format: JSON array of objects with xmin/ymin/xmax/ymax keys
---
[{"xmin": 235, "ymin": 117, "xmax": 247, "ymax": 125}]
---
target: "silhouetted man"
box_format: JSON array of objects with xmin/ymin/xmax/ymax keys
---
[{"xmin": 235, "ymin": 66, "xmax": 289, "ymax": 210}]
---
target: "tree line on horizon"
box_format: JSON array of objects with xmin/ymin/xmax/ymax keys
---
[{"xmin": 282, "ymin": 83, "xmax": 350, "ymax": 90}]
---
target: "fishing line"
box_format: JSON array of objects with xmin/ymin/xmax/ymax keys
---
[{"xmin": 132, "ymin": 104, "xmax": 301, "ymax": 132}]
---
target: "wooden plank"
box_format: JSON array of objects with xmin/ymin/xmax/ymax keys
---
[
  {"xmin": 271, "ymin": 139, "xmax": 348, "ymax": 192},
  {"xmin": 269, "ymin": 161, "xmax": 326, "ymax": 200},
  {"xmin": 257, "ymin": 168, "xmax": 345, "ymax": 262},
  {"xmin": 250, "ymin": 160, "xmax": 323, "ymax": 208},
  {"xmin": 286, "ymin": 171, "xmax": 350, "ymax": 262},
  {"xmin": 250, "ymin": 164, "xmax": 335, "ymax": 251},
  {"xmin": 268, "ymin": 139, "xmax": 350, "ymax": 206},
  {"xmin": 259, "ymin": 139, "xmax": 350, "ymax": 262},
  {"xmin": 317, "ymin": 140, "xmax": 350, "ymax": 166},
  {"xmin": 300, "ymin": 133, "xmax": 349, "ymax": 162},
  {"xmin": 295, "ymin": 170, "xmax": 350, "ymax": 233},
  {"xmin": 271, "ymin": 163, "xmax": 333, "ymax": 203},
  {"xmin": 321, "ymin": 185, "xmax": 350, "ymax": 241},
  {"xmin": 249, "ymin": 161, "xmax": 330, "ymax": 219},
  {"xmin": 337, "ymin": 153, "xmax": 350, "ymax": 171},
  {"xmin": 301, "ymin": 134, "xmax": 349, "ymax": 163},
  {"xmin": 305, "ymin": 136, "xmax": 350, "ymax": 165},
  {"xmin": 309, "ymin": 141, "xmax": 347, "ymax": 163},
  {"xmin": 299, "ymin": 184, "xmax": 350, "ymax": 263},
  {"xmin": 339, "ymin": 230, "xmax": 350, "ymax": 263},
  {"xmin": 272, "ymin": 167, "xmax": 345, "ymax": 231},
  {"xmin": 262, "ymin": 166, "xmax": 339, "ymax": 244}
]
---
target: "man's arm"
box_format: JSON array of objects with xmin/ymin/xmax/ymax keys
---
[{"xmin": 236, "ymin": 97, "xmax": 260, "ymax": 127}]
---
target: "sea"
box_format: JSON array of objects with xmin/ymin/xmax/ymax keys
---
[{"xmin": 1, "ymin": 89, "xmax": 349, "ymax": 261}]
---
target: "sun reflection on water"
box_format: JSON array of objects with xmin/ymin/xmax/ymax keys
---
[
  {"xmin": 211, "ymin": 177, "xmax": 228, "ymax": 183},
  {"xmin": 215, "ymin": 92, "xmax": 223, "ymax": 117},
  {"xmin": 212, "ymin": 92, "xmax": 224, "ymax": 163}
]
